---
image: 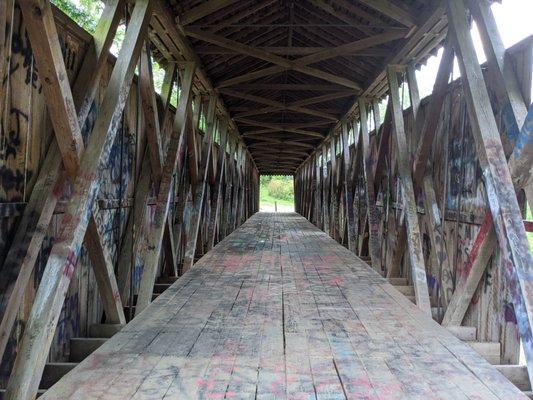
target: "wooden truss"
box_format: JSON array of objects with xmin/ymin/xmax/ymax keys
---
[{"xmin": 295, "ymin": 0, "xmax": 533, "ymax": 386}]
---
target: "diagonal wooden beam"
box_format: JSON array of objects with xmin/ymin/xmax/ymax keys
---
[
  {"xmin": 307, "ymin": 0, "xmax": 386, "ymax": 36},
  {"xmin": 220, "ymin": 89, "xmax": 336, "ymax": 121},
  {"xmin": 231, "ymin": 83, "xmax": 352, "ymax": 91},
  {"xmin": 443, "ymin": 0, "xmax": 529, "ymax": 323},
  {"xmin": 387, "ymin": 65, "xmax": 431, "ymax": 316},
  {"xmin": 412, "ymin": 37, "xmax": 454, "ymax": 187},
  {"xmin": 341, "ymin": 122, "xmax": 358, "ymax": 252},
  {"xmin": 136, "ymin": 62, "xmax": 196, "ymax": 313},
  {"xmin": 406, "ymin": 62, "xmax": 454, "ymax": 308},
  {"xmin": 207, "ymin": 118, "xmax": 229, "ymax": 250},
  {"xmin": 291, "ymin": 92, "xmax": 355, "ymax": 107},
  {"xmin": 247, "ymin": 137, "xmax": 315, "ymax": 149},
  {"xmin": 20, "ymin": 1, "xmax": 84, "ymax": 175},
  {"xmin": 292, "ymin": 30, "xmax": 409, "ymax": 66},
  {"xmin": 212, "ymin": 28, "xmax": 406, "ymax": 89},
  {"xmin": 357, "ymin": 0, "xmax": 417, "ymax": 27},
  {"xmin": 139, "ymin": 45, "xmax": 177, "ymax": 276},
  {"xmin": 321, "ymin": 146, "xmax": 330, "ymax": 233},
  {"xmin": 0, "ymin": 0, "xmax": 14, "ymax": 121},
  {"xmin": 4, "ymin": 1, "xmax": 151, "ymax": 398},
  {"xmin": 446, "ymin": 0, "xmax": 533, "ymax": 383},
  {"xmin": 183, "ymin": 95, "xmax": 218, "ymax": 272},
  {"xmin": 178, "ymin": 0, "xmax": 240, "ymax": 26},
  {"xmin": 116, "ymin": 62, "xmax": 178, "ymax": 302},
  {"xmin": 231, "ymin": 92, "xmax": 351, "ymax": 120},
  {"xmin": 222, "ymin": 134, "xmax": 237, "ymax": 237},
  {"xmin": 359, "ymin": 98, "xmax": 381, "ymax": 272},
  {"xmin": 0, "ymin": 0, "xmax": 126, "ymax": 365},
  {"xmin": 234, "ymin": 118, "xmax": 325, "ymax": 139},
  {"xmin": 184, "ymin": 28, "xmax": 364, "ymax": 90}
]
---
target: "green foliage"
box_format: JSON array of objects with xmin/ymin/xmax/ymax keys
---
[
  {"xmin": 266, "ymin": 178, "xmax": 293, "ymax": 201},
  {"xmin": 51, "ymin": 0, "xmax": 104, "ymax": 34},
  {"xmin": 260, "ymin": 175, "xmax": 294, "ymax": 204}
]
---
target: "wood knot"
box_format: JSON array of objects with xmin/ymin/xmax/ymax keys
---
[{"xmin": 33, "ymin": 6, "xmax": 43, "ymax": 18}]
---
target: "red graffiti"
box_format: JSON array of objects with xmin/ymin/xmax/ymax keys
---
[
  {"xmin": 460, "ymin": 212, "xmax": 492, "ymax": 281},
  {"xmin": 63, "ymin": 250, "xmax": 77, "ymax": 278}
]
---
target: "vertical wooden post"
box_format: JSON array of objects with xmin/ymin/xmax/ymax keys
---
[
  {"xmin": 116, "ymin": 62, "xmax": 178, "ymax": 300},
  {"xmin": 223, "ymin": 133, "xmax": 236, "ymax": 237},
  {"xmin": 329, "ymin": 135, "xmax": 339, "ymax": 241},
  {"xmin": 135, "ymin": 62, "xmax": 196, "ymax": 313},
  {"xmin": 341, "ymin": 123, "xmax": 357, "ymax": 252},
  {"xmin": 447, "ymin": 0, "xmax": 533, "ymax": 381},
  {"xmin": 182, "ymin": 95, "xmax": 217, "ymax": 272},
  {"xmin": 359, "ymin": 98, "xmax": 382, "ymax": 272},
  {"xmin": 138, "ymin": 45, "xmax": 178, "ymax": 275},
  {"xmin": 207, "ymin": 118, "xmax": 229, "ymax": 250},
  {"xmin": 322, "ymin": 145, "xmax": 330, "ymax": 234},
  {"xmin": 406, "ymin": 63, "xmax": 454, "ymax": 307},
  {"xmin": 314, "ymin": 153, "xmax": 322, "ymax": 228},
  {"xmin": 387, "ymin": 65, "xmax": 431, "ymax": 316},
  {"xmin": 0, "ymin": 0, "xmax": 14, "ymax": 117}
]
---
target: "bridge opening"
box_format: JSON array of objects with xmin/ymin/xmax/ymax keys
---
[{"xmin": 259, "ymin": 175, "xmax": 295, "ymax": 212}]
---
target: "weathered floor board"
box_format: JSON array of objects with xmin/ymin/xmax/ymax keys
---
[{"xmin": 42, "ymin": 213, "xmax": 526, "ymax": 399}]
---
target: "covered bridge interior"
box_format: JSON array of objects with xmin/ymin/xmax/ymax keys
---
[{"xmin": 0, "ymin": 0, "xmax": 532, "ymax": 398}]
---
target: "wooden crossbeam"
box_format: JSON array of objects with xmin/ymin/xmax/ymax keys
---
[
  {"xmin": 178, "ymin": 0, "xmax": 240, "ymax": 26},
  {"xmin": 201, "ymin": 27, "xmax": 406, "ymax": 89},
  {"xmin": 446, "ymin": 0, "xmax": 533, "ymax": 382},
  {"xmin": 291, "ymin": 30, "xmax": 408, "ymax": 67},
  {"xmin": 232, "ymin": 92, "xmax": 352, "ymax": 120},
  {"xmin": 220, "ymin": 89, "xmax": 338, "ymax": 121},
  {"xmin": 387, "ymin": 65, "xmax": 431, "ymax": 316},
  {"xmin": 136, "ymin": 63, "xmax": 196, "ymax": 313},
  {"xmin": 184, "ymin": 28, "xmax": 364, "ymax": 89},
  {"xmin": 358, "ymin": 99, "xmax": 381, "ymax": 272},
  {"xmin": 196, "ymin": 46, "xmax": 390, "ymax": 56},
  {"xmin": 4, "ymin": 1, "xmax": 151, "ymax": 398},
  {"xmin": 248, "ymin": 147, "xmax": 310, "ymax": 157},
  {"xmin": 231, "ymin": 83, "xmax": 351, "ymax": 91},
  {"xmin": 247, "ymin": 137, "xmax": 315, "ymax": 149},
  {"xmin": 235, "ymin": 118, "xmax": 325, "ymax": 138},
  {"xmin": 0, "ymin": 0, "xmax": 126, "ymax": 365},
  {"xmin": 183, "ymin": 95, "xmax": 218, "ymax": 272},
  {"xmin": 291, "ymin": 92, "xmax": 355, "ymax": 107}
]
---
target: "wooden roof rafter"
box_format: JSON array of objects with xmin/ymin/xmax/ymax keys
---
[{"xmin": 164, "ymin": 0, "xmax": 450, "ymax": 173}]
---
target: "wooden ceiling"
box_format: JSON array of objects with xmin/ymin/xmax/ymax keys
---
[{"xmin": 162, "ymin": 0, "xmax": 447, "ymax": 174}]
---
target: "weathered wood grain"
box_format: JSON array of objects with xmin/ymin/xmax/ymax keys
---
[{"xmin": 41, "ymin": 213, "xmax": 526, "ymax": 399}]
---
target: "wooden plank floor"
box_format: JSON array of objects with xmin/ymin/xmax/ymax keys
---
[{"xmin": 42, "ymin": 212, "xmax": 526, "ymax": 399}]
